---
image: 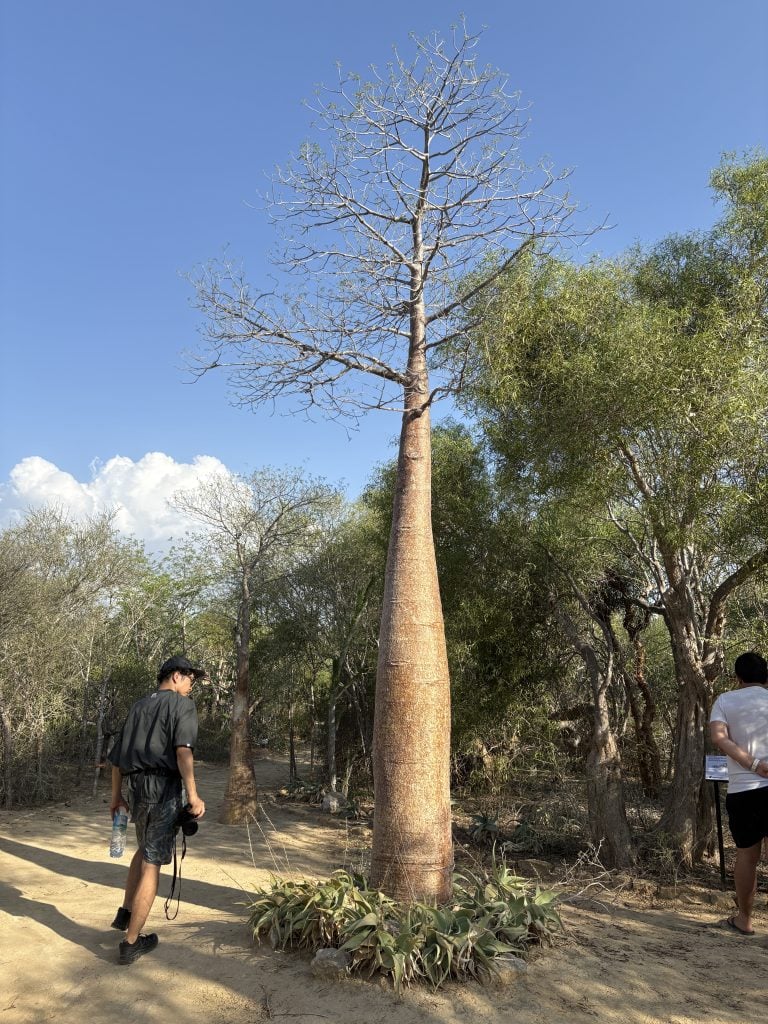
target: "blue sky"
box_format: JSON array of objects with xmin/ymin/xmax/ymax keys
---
[{"xmin": 1, "ymin": 0, "xmax": 766, "ymax": 535}]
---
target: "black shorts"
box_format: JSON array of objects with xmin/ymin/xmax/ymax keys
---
[
  {"xmin": 725, "ymin": 786, "xmax": 768, "ymax": 849},
  {"xmin": 132, "ymin": 793, "xmax": 182, "ymax": 865}
]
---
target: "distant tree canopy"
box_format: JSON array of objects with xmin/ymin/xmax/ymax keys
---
[{"xmin": 463, "ymin": 150, "xmax": 768, "ymax": 862}]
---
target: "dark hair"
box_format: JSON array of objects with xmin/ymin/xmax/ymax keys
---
[{"xmin": 734, "ymin": 651, "xmax": 768, "ymax": 684}]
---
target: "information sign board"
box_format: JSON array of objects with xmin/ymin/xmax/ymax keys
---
[{"xmin": 705, "ymin": 754, "xmax": 728, "ymax": 782}]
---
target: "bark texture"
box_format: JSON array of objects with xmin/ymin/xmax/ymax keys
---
[
  {"xmin": 371, "ymin": 369, "xmax": 453, "ymax": 901},
  {"xmin": 621, "ymin": 608, "xmax": 661, "ymax": 800},
  {"xmin": 558, "ymin": 602, "xmax": 634, "ymax": 870},
  {"xmin": 655, "ymin": 560, "xmax": 721, "ymax": 863},
  {"xmin": 585, "ymin": 682, "xmax": 634, "ymax": 870}
]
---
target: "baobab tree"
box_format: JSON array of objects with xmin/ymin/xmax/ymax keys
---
[
  {"xmin": 191, "ymin": 22, "xmax": 579, "ymax": 899},
  {"xmin": 173, "ymin": 469, "xmax": 337, "ymax": 823}
]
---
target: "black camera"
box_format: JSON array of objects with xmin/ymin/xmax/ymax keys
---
[{"xmin": 176, "ymin": 805, "xmax": 200, "ymax": 837}]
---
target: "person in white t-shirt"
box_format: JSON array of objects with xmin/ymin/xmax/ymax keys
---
[{"xmin": 709, "ymin": 651, "xmax": 768, "ymax": 936}]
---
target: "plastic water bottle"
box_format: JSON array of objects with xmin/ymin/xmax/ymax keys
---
[{"xmin": 110, "ymin": 808, "xmax": 128, "ymax": 858}]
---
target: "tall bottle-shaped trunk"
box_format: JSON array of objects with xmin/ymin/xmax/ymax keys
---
[
  {"xmin": 220, "ymin": 571, "xmax": 259, "ymax": 823},
  {"xmin": 370, "ymin": 280, "xmax": 453, "ymax": 901}
]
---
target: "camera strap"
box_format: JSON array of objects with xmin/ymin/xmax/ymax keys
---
[{"xmin": 164, "ymin": 833, "xmax": 187, "ymax": 920}]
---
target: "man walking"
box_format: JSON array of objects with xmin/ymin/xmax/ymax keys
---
[
  {"xmin": 108, "ymin": 655, "xmax": 206, "ymax": 963},
  {"xmin": 710, "ymin": 651, "xmax": 768, "ymax": 935}
]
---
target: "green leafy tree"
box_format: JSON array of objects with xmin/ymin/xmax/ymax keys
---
[
  {"xmin": 466, "ymin": 152, "xmax": 768, "ymax": 862},
  {"xmin": 0, "ymin": 508, "xmax": 140, "ymax": 806},
  {"xmin": 173, "ymin": 468, "xmax": 339, "ymax": 822}
]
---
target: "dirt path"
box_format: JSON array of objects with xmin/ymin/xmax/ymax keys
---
[{"xmin": 1, "ymin": 758, "xmax": 766, "ymax": 1024}]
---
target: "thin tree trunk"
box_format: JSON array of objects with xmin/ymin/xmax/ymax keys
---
[
  {"xmin": 309, "ymin": 677, "xmax": 316, "ymax": 774},
  {"xmin": 341, "ymin": 753, "xmax": 353, "ymax": 799},
  {"xmin": 350, "ymin": 677, "xmax": 368, "ymax": 760},
  {"xmin": 0, "ymin": 702, "xmax": 14, "ymax": 809},
  {"xmin": 557, "ymin": 605, "xmax": 634, "ymax": 869},
  {"xmin": 586, "ymin": 678, "xmax": 635, "ymax": 869},
  {"xmin": 76, "ymin": 680, "xmax": 91, "ymax": 789},
  {"xmin": 76, "ymin": 635, "xmax": 95, "ymax": 787},
  {"xmin": 621, "ymin": 651, "xmax": 662, "ymax": 800},
  {"xmin": 327, "ymin": 656, "xmax": 339, "ymax": 792},
  {"xmin": 618, "ymin": 597, "xmax": 661, "ymax": 799},
  {"xmin": 328, "ymin": 577, "xmax": 374, "ymax": 793},
  {"xmin": 289, "ymin": 700, "xmax": 297, "ymax": 784},
  {"xmin": 371, "ymin": 310, "xmax": 453, "ymax": 901},
  {"xmin": 632, "ymin": 632, "xmax": 662, "ymax": 799},
  {"xmin": 35, "ymin": 714, "xmax": 45, "ymax": 801},
  {"xmin": 91, "ymin": 673, "xmax": 111, "ymax": 797},
  {"xmin": 220, "ymin": 571, "xmax": 259, "ymax": 823},
  {"xmin": 657, "ymin": 594, "xmax": 715, "ymax": 864}
]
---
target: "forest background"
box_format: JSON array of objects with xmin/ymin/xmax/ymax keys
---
[{"xmin": 3, "ymin": 144, "xmax": 768, "ymax": 880}]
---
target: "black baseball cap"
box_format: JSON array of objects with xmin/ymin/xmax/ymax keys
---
[{"xmin": 157, "ymin": 655, "xmax": 206, "ymax": 683}]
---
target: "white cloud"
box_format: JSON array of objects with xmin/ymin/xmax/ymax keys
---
[{"xmin": 0, "ymin": 452, "xmax": 232, "ymax": 549}]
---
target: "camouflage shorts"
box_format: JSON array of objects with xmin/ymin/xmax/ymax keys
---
[{"xmin": 132, "ymin": 794, "xmax": 182, "ymax": 865}]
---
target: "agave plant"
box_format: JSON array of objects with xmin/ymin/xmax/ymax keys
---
[{"xmin": 247, "ymin": 862, "xmax": 562, "ymax": 992}]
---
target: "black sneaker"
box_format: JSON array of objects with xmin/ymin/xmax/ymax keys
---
[
  {"xmin": 118, "ymin": 933, "xmax": 158, "ymax": 965},
  {"xmin": 111, "ymin": 907, "xmax": 131, "ymax": 930}
]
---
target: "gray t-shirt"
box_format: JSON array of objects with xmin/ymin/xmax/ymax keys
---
[{"xmin": 710, "ymin": 686, "xmax": 768, "ymax": 793}]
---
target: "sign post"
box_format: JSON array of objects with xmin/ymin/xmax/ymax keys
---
[{"xmin": 705, "ymin": 755, "xmax": 728, "ymax": 888}]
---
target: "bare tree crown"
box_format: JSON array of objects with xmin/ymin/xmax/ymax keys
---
[
  {"xmin": 172, "ymin": 469, "xmax": 339, "ymax": 579},
  {"xmin": 191, "ymin": 21, "xmax": 578, "ymax": 419}
]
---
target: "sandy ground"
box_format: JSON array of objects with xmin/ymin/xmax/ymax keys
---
[{"xmin": 1, "ymin": 757, "xmax": 767, "ymax": 1024}]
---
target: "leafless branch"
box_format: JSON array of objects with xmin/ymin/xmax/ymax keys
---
[{"xmin": 189, "ymin": 20, "xmax": 589, "ymax": 420}]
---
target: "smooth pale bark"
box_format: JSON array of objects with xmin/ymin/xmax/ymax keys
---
[
  {"xmin": 220, "ymin": 574, "xmax": 259, "ymax": 823},
  {"xmin": 371, "ymin": 326, "xmax": 453, "ymax": 901}
]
